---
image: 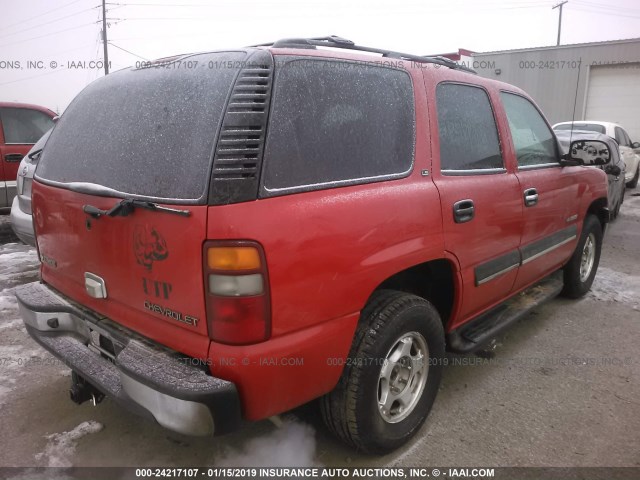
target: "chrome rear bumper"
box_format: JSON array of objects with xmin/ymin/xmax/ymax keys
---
[{"xmin": 15, "ymin": 281, "xmax": 241, "ymax": 436}]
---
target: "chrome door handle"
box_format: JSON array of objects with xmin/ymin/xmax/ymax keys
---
[
  {"xmin": 453, "ymin": 199, "xmax": 475, "ymax": 223},
  {"xmin": 524, "ymin": 188, "xmax": 538, "ymax": 207}
]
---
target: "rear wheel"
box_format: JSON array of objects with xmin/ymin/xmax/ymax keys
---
[
  {"xmin": 612, "ymin": 198, "xmax": 621, "ymax": 219},
  {"xmin": 561, "ymin": 215, "xmax": 602, "ymax": 298},
  {"xmin": 320, "ymin": 290, "xmax": 445, "ymax": 453}
]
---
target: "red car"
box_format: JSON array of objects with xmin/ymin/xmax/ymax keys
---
[
  {"xmin": 0, "ymin": 102, "xmax": 56, "ymax": 212},
  {"xmin": 16, "ymin": 37, "xmax": 611, "ymax": 453}
]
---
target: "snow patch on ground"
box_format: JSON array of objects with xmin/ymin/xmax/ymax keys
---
[
  {"xmin": 0, "ymin": 240, "xmax": 41, "ymax": 406},
  {"xmin": 0, "ymin": 245, "xmax": 39, "ymax": 280},
  {"xmin": 0, "ymin": 337, "xmax": 50, "ymax": 406},
  {"xmin": 589, "ymin": 267, "xmax": 640, "ymax": 308},
  {"xmin": 0, "ymin": 318, "xmax": 23, "ymax": 332},
  {"xmin": 216, "ymin": 420, "xmax": 317, "ymax": 467},
  {"xmin": 35, "ymin": 421, "xmax": 104, "ymax": 467}
]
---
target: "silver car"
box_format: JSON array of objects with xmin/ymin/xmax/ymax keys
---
[
  {"xmin": 555, "ymin": 129, "xmax": 626, "ymax": 219},
  {"xmin": 10, "ymin": 129, "xmax": 52, "ymax": 246}
]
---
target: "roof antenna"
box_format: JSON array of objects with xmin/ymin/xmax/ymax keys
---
[{"xmin": 569, "ymin": 57, "xmax": 582, "ymax": 149}]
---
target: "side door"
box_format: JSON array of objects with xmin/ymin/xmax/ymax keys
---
[
  {"xmin": 0, "ymin": 107, "xmax": 55, "ymax": 207},
  {"xmin": 499, "ymin": 91, "xmax": 580, "ymax": 292},
  {"xmin": 430, "ymin": 82, "xmax": 523, "ymax": 328}
]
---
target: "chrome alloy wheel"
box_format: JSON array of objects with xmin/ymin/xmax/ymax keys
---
[
  {"xmin": 579, "ymin": 233, "xmax": 596, "ymax": 283},
  {"xmin": 377, "ymin": 332, "xmax": 428, "ymax": 423}
]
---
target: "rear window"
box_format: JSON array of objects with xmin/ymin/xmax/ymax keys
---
[
  {"xmin": 554, "ymin": 123, "xmax": 606, "ymax": 134},
  {"xmin": 37, "ymin": 51, "xmax": 247, "ymax": 202},
  {"xmin": 261, "ymin": 58, "xmax": 415, "ymax": 194}
]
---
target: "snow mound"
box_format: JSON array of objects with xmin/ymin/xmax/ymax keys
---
[{"xmin": 35, "ymin": 421, "xmax": 104, "ymax": 467}]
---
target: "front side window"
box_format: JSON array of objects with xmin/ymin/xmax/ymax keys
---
[
  {"xmin": 615, "ymin": 127, "xmax": 631, "ymax": 147},
  {"xmin": 500, "ymin": 92, "xmax": 558, "ymax": 167},
  {"xmin": 436, "ymin": 83, "xmax": 503, "ymax": 173},
  {"xmin": 0, "ymin": 108, "xmax": 54, "ymax": 144},
  {"xmin": 614, "ymin": 127, "xmax": 625, "ymax": 146},
  {"xmin": 261, "ymin": 58, "xmax": 415, "ymax": 194}
]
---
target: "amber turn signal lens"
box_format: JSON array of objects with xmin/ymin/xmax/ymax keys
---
[{"xmin": 207, "ymin": 247, "xmax": 261, "ymax": 271}]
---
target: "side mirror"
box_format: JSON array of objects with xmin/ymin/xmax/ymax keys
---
[
  {"xmin": 568, "ymin": 139, "xmax": 611, "ymax": 166},
  {"xmin": 605, "ymin": 165, "xmax": 621, "ymax": 177},
  {"xmin": 632, "ymin": 141, "xmax": 640, "ymax": 149}
]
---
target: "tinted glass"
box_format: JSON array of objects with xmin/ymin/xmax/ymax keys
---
[
  {"xmin": 261, "ymin": 58, "xmax": 414, "ymax": 193},
  {"xmin": 37, "ymin": 51, "xmax": 246, "ymax": 201},
  {"xmin": 436, "ymin": 83, "xmax": 503, "ymax": 171},
  {"xmin": 1, "ymin": 108, "xmax": 54, "ymax": 144},
  {"xmin": 615, "ymin": 127, "xmax": 631, "ymax": 147},
  {"xmin": 501, "ymin": 92, "xmax": 558, "ymax": 166},
  {"xmin": 554, "ymin": 123, "xmax": 606, "ymax": 134}
]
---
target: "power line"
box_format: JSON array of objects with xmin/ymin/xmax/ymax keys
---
[
  {"xmin": 573, "ymin": 0, "xmax": 640, "ymax": 13},
  {"xmin": 572, "ymin": 4, "xmax": 640, "ymax": 19},
  {"xmin": 1, "ymin": 0, "xmax": 87, "ymax": 33},
  {"xmin": 108, "ymin": 42, "xmax": 148, "ymax": 60},
  {"xmin": 0, "ymin": 22, "xmax": 97, "ymax": 48},
  {"xmin": 0, "ymin": 6, "xmax": 99, "ymax": 39}
]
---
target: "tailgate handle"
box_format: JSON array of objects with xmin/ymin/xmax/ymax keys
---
[
  {"xmin": 5, "ymin": 153, "xmax": 24, "ymax": 162},
  {"xmin": 453, "ymin": 199, "xmax": 475, "ymax": 224}
]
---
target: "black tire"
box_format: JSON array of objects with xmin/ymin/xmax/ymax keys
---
[
  {"xmin": 627, "ymin": 166, "xmax": 639, "ymax": 189},
  {"xmin": 561, "ymin": 215, "xmax": 603, "ymax": 299},
  {"xmin": 320, "ymin": 290, "xmax": 445, "ymax": 454},
  {"xmin": 612, "ymin": 198, "xmax": 621, "ymax": 220}
]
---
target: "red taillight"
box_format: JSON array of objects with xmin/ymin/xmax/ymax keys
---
[{"xmin": 203, "ymin": 241, "xmax": 271, "ymax": 345}]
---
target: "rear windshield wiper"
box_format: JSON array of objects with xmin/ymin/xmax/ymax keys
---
[{"xmin": 83, "ymin": 198, "xmax": 191, "ymax": 219}]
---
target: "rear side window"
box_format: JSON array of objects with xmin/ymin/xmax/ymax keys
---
[
  {"xmin": 261, "ymin": 58, "xmax": 415, "ymax": 194},
  {"xmin": 500, "ymin": 92, "xmax": 558, "ymax": 167},
  {"xmin": 0, "ymin": 108, "xmax": 54, "ymax": 144},
  {"xmin": 436, "ymin": 83, "xmax": 503, "ymax": 173},
  {"xmin": 37, "ymin": 51, "xmax": 247, "ymax": 202}
]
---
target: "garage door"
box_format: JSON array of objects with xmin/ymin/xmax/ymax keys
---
[{"xmin": 585, "ymin": 63, "xmax": 640, "ymax": 141}]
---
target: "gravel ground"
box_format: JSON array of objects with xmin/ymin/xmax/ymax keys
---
[{"xmin": 0, "ymin": 189, "xmax": 638, "ymax": 469}]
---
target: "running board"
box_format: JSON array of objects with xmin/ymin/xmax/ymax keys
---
[{"xmin": 447, "ymin": 271, "xmax": 564, "ymax": 353}]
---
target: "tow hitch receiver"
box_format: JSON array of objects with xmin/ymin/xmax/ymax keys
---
[{"xmin": 70, "ymin": 371, "xmax": 105, "ymax": 406}]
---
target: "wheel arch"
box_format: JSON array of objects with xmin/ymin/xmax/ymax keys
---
[
  {"xmin": 586, "ymin": 197, "xmax": 609, "ymax": 233},
  {"xmin": 367, "ymin": 258, "xmax": 457, "ymax": 330}
]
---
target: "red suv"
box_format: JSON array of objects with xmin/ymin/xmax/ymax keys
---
[
  {"xmin": 0, "ymin": 102, "xmax": 56, "ymax": 212},
  {"xmin": 16, "ymin": 37, "xmax": 611, "ymax": 453}
]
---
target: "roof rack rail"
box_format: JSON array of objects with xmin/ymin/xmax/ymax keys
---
[{"xmin": 251, "ymin": 35, "xmax": 476, "ymax": 74}]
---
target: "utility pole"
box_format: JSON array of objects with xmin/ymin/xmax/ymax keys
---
[
  {"xmin": 101, "ymin": 0, "xmax": 109, "ymax": 75},
  {"xmin": 552, "ymin": 1, "xmax": 568, "ymax": 46}
]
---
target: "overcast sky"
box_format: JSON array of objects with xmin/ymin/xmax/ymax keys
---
[{"xmin": 2, "ymin": 0, "xmax": 640, "ymax": 112}]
